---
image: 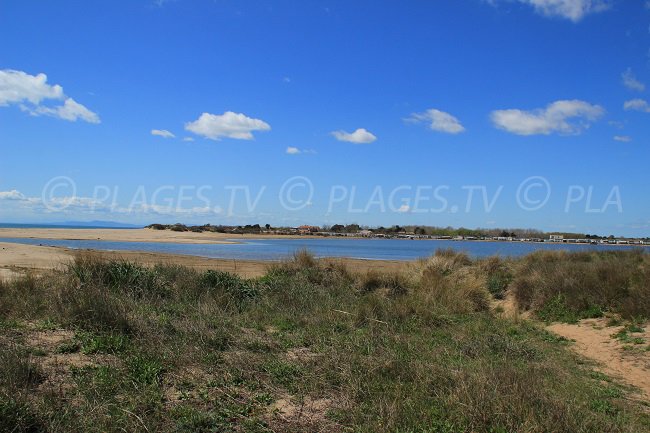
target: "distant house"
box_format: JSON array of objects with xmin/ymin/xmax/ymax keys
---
[
  {"xmin": 297, "ymin": 225, "xmax": 320, "ymax": 234},
  {"xmin": 549, "ymin": 235, "xmax": 564, "ymax": 242},
  {"xmin": 359, "ymin": 229, "xmax": 373, "ymax": 237}
]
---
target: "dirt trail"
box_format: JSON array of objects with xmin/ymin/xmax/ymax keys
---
[
  {"xmin": 547, "ymin": 318, "xmax": 650, "ymax": 401},
  {"xmin": 493, "ymin": 296, "xmax": 650, "ymax": 402}
]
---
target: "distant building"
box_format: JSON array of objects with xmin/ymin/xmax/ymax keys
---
[
  {"xmin": 297, "ymin": 225, "xmax": 320, "ymax": 234},
  {"xmin": 549, "ymin": 235, "xmax": 564, "ymax": 242}
]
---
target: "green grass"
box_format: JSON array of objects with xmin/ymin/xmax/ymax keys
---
[{"xmin": 0, "ymin": 250, "xmax": 648, "ymax": 432}]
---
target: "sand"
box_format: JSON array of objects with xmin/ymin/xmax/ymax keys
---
[
  {"xmin": 547, "ymin": 318, "xmax": 650, "ymax": 402},
  {"xmin": 0, "ymin": 227, "xmax": 244, "ymax": 244},
  {"xmin": 0, "ymin": 230, "xmax": 409, "ymax": 280}
]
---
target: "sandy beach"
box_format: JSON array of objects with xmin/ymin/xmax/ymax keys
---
[
  {"xmin": 0, "ymin": 228, "xmax": 410, "ymax": 280},
  {"xmin": 0, "ymin": 227, "xmax": 251, "ymax": 244}
]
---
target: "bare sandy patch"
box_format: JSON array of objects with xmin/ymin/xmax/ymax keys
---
[
  {"xmin": 547, "ymin": 318, "xmax": 650, "ymax": 401},
  {"xmin": 269, "ymin": 393, "xmax": 336, "ymax": 427}
]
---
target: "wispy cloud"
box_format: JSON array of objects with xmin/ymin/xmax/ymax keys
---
[
  {"xmin": 613, "ymin": 135, "xmax": 632, "ymax": 142},
  {"xmin": 507, "ymin": 0, "xmax": 610, "ymax": 22},
  {"xmin": 151, "ymin": 129, "xmax": 175, "ymax": 138},
  {"xmin": 624, "ymin": 98, "xmax": 650, "ymax": 112},
  {"xmin": 622, "ymin": 68, "xmax": 646, "ymax": 92},
  {"xmin": 286, "ymin": 146, "xmax": 316, "ymax": 155},
  {"xmin": 185, "ymin": 111, "xmax": 271, "ymax": 140},
  {"xmin": 0, "ymin": 69, "xmax": 99, "ymax": 123},
  {"xmin": 490, "ymin": 99, "xmax": 604, "ymax": 135},
  {"xmin": 406, "ymin": 108, "xmax": 465, "ymax": 134},
  {"xmin": 182, "ymin": 137, "xmax": 194, "ymax": 142},
  {"xmin": 331, "ymin": 128, "xmax": 377, "ymax": 144}
]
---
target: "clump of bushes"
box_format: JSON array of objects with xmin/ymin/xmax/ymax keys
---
[
  {"xmin": 511, "ymin": 250, "xmax": 649, "ymax": 321},
  {"xmin": 413, "ymin": 249, "xmax": 491, "ymax": 314}
]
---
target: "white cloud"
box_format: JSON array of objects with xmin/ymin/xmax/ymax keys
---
[
  {"xmin": 151, "ymin": 129, "xmax": 175, "ymax": 138},
  {"xmin": 0, "ymin": 190, "xmax": 26, "ymax": 200},
  {"xmin": 285, "ymin": 146, "xmax": 315, "ymax": 155},
  {"xmin": 331, "ymin": 128, "xmax": 377, "ymax": 144},
  {"xmin": 0, "ymin": 69, "xmax": 99, "ymax": 123},
  {"xmin": 32, "ymin": 98, "xmax": 100, "ymax": 123},
  {"xmin": 182, "ymin": 137, "xmax": 195, "ymax": 142},
  {"xmin": 397, "ymin": 204, "xmax": 411, "ymax": 213},
  {"xmin": 623, "ymin": 98, "xmax": 650, "ymax": 112},
  {"xmin": 490, "ymin": 99, "xmax": 604, "ymax": 135},
  {"xmin": 514, "ymin": 0, "xmax": 610, "ymax": 22},
  {"xmin": 622, "ymin": 68, "xmax": 646, "ymax": 92},
  {"xmin": 613, "ymin": 135, "xmax": 632, "ymax": 142},
  {"xmin": 406, "ymin": 108, "xmax": 465, "ymax": 134},
  {"xmin": 185, "ymin": 111, "xmax": 271, "ymax": 140}
]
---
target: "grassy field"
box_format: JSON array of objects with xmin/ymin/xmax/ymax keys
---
[{"xmin": 1, "ymin": 249, "xmax": 649, "ymax": 432}]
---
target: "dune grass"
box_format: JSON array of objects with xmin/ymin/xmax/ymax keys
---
[
  {"xmin": 511, "ymin": 249, "xmax": 650, "ymax": 322},
  {"xmin": 0, "ymin": 250, "xmax": 648, "ymax": 432}
]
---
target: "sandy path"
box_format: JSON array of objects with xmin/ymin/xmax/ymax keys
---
[{"xmin": 547, "ymin": 318, "xmax": 650, "ymax": 401}]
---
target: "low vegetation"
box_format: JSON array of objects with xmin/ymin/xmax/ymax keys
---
[
  {"xmin": 511, "ymin": 249, "xmax": 650, "ymax": 322},
  {"xmin": 0, "ymin": 249, "xmax": 649, "ymax": 432}
]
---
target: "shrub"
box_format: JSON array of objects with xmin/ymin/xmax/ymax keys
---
[{"xmin": 511, "ymin": 250, "xmax": 648, "ymax": 320}]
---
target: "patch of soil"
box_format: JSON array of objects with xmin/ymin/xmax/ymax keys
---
[
  {"xmin": 269, "ymin": 393, "xmax": 339, "ymax": 431},
  {"xmin": 286, "ymin": 347, "xmax": 318, "ymax": 363},
  {"xmin": 547, "ymin": 318, "xmax": 650, "ymax": 401}
]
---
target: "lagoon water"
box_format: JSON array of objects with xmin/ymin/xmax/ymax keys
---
[{"xmin": 0, "ymin": 237, "xmax": 646, "ymax": 261}]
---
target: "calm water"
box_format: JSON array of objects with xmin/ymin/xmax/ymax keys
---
[{"xmin": 0, "ymin": 237, "xmax": 646, "ymax": 261}]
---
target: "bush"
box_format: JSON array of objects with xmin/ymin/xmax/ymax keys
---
[{"xmin": 511, "ymin": 250, "xmax": 648, "ymax": 321}]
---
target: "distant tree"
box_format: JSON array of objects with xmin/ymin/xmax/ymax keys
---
[
  {"xmin": 265, "ymin": 223, "xmax": 271, "ymax": 230},
  {"xmin": 345, "ymin": 224, "xmax": 360, "ymax": 233}
]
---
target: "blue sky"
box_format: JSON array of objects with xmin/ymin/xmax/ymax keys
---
[{"xmin": 1, "ymin": 0, "xmax": 649, "ymax": 236}]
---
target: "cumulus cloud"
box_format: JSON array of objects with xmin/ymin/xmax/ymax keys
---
[
  {"xmin": 490, "ymin": 99, "xmax": 604, "ymax": 135},
  {"xmin": 151, "ymin": 129, "xmax": 175, "ymax": 138},
  {"xmin": 512, "ymin": 0, "xmax": 610, "ymax": 22},
  {"xmin": 331, "ymin": 128, "xmax": 377, "ymax": 144},
  {"xmin": 406, "ymin": 108, "xmax": 465, "ymax": 134},
  {"xmin": 0, "ymin": 190, "xmax": 26, "ymax": 200},
  {"xmin": 622, "ymin": 68, "xmax": 646, "ymax": 92},
  {"xmin": 623, "ymin": 98, "xmax": 650, "ymax": 112},
  {"xmin": 613, "ymin": 135, "xmax": 632, "ymax": 142},
  {"xmin": 185, "ymin": 111, "xmax": 271, "ymax": 140},
  {"xmin": 0, "ymin": 69, "xmax": 99, "ymax": 123}
]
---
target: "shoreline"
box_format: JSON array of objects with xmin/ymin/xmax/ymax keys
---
[
  {"xmin": 0, "ymin": 241, "xmax": 409, "ymax": 280},
  {"xmin": 0, "ymin": 227, "xmax": 647, "ymax": 248}
]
